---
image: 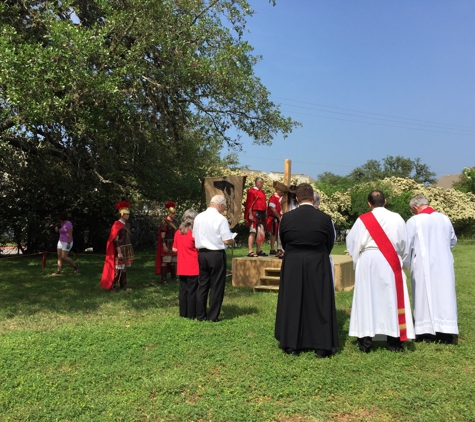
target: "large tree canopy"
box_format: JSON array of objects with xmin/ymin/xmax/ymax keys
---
[
  {"xmin": 348, "ymin": 156, "xmax": 436, "ymax": 185},
  {"xmin": 0, "ymin": 0, "xmax": 297, "ymax": 251},
  {"xmin": 453, "ymin": 167, "xmax": 475, "ymax": 195},
  {"xmin": 316, "ymin": 156, "xmax": 437, "ymax": 195}
]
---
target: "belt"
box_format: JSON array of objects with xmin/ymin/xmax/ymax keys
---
[
  {"xmin": 361, "ymin": 246, "xmax": 379, "ymax": 252},
  {"xmin": 198, "ymin": 248, "xmax": 224, "ymax": 252}
]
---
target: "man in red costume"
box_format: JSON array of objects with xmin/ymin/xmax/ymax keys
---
[
  {"xmin": 244, "ymin": 177, "xmax": 267, "ymax": 257},
  {"xmin": 100, "ymin": 201, "xmax": 134, "ymax": 291},
  {"xmin": 266, "ymin": 187, "xmax": 282, "ymax": 255},
  {"xmin": 155, "ymin": 201, "xmax": 178, "ymax": 284}
]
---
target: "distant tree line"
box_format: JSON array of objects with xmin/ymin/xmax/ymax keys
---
[{"xmin": 312, "ymin": 157, "xmax": 475, "ymax": 237}]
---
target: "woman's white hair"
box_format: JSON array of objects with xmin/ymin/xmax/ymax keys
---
[{"xmin": 179, "ymin": 209, "xmax": 198, "ymax": 234}]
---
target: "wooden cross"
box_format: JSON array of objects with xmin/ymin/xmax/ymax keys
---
[{"xmin": 282, "ymin": 159, "xmax": 291, "ymax": 214}]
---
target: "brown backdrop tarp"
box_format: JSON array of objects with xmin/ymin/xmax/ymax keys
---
[{"xmin": 202, "ymin": 176, "xmax": 246, "ymax": 229}]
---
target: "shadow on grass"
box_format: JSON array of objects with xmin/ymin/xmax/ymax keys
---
[
  {"xmin": 0, "ymin": 254, "xmax": 182, "ymax": 318},
  {"xmin": 221, "ymin": 304, "xmax": 259, "ymax": 320},
  {"xmin": 0, "ymin": 253, "xmax": 270, "ymax": 319},
  {"xmin": 335, "ymin": 308, "xmax": 350, "ymax": 351}
]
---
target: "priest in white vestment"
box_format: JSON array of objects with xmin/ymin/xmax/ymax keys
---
[
  {"xmin": 346, "ymin": 190, "xmax": 415, "ymax": 353},
  {"xmin": 403, "ymin": 194, "xmax": 458, "ymax": 344}
]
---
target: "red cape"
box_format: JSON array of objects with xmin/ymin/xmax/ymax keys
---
[
  {"xmin": 155, "ymin": 232, "xmax": 164, "ymax": 275},
  {"xmin": 100, "ymin": 220, "xmax": 124, "ymax": 289}
]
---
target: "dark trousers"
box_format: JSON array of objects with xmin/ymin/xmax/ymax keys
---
[
  {"xmin": 179, "ymin": 275, "xmax": 198, "ymax": 319},
  {"xmin": 196, "ymin": 249, "xmax": 226, "ymax": 321}
]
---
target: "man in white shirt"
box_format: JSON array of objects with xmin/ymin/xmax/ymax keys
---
[
  {"xmin": 193, "ymin": 195, "xmax": 236, "ymax": 322},
  {"xmin": 404, "ymin": 194, "xmax": 458, "ymax": 344}
]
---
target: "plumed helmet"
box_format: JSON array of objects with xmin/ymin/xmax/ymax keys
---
[
  {"xmin": 165, "ymin": 201, "xmax": 176, "ymax": 214},
  {"xmin": 115, "ymin": 200, "xmax": 131, "ymax": 215}
]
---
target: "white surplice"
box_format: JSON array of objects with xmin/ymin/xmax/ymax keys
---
[
  {"xmin": 346, "ymin": 207, "xmax": 415, "ymax": 339},
  {"xmin": 404, "ymin": 211, "xmax": 458, "ymax": 335}
]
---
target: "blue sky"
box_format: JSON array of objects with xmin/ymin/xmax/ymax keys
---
[{"xmin": 227, "ymin": 1, "xmax": 475, "ymax": 180}]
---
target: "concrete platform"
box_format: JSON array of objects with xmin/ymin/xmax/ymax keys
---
[{"xmin": 232, "ymin": 254, "xmax": 355, "ymax": 292}]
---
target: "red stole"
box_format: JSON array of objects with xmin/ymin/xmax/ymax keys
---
[
  {"xmin": 100, "ymin": 220, "xmax": 124, "ymax": 289},
  {"xmin": 418, "ymin": 206, "xmax": 435, "ymax": 215},
  {"xmin": 359, "ymin": 212, "xmax": 408, "ymax": 341}
]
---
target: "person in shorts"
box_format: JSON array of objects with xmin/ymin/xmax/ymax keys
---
[{"xmin": 52, "ymin": 213, "xmax": 79, "ymax": 275}]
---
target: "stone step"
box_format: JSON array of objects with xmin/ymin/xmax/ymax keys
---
[
  {"xmin": 258, "ymin": 275, "xmax": 280, "ymax": 286},
  {"xmin": 253, "ymin": 285, "xmax": 280, "ymax": 292}
]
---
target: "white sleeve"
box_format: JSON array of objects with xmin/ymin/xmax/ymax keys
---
[{"xmin": 219, "ymin": 217, "xmax": 234, "ymax": 241}]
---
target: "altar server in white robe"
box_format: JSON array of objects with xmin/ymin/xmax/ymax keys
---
[
  {"xmin": 403, "ymin": 194, "xmax": 458, "ymax": 344},
  {"xmin": 346, "ymin": 190, "xmax": 415, "ymax": 353}
]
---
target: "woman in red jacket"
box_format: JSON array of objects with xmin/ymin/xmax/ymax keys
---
[{"xmin": 172, "ymin": 209, "xmax": 199, "ymax": 319}]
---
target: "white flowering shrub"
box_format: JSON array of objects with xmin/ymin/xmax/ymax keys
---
[
  {"xmin": 213, "ymin": 170, "xmax": 475, "ymax": 236},
  {"xmin": 316, "ymin": 189, "xmax": 351, "ymax": 228},
  {"xmin": 345, "ymin": 177, "xmax": 475, "ymax": 235}
]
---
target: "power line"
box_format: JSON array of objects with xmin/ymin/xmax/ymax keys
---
[
  {"xmin": 239, "ymin": 154, "xmax": 355, "ymax": 169},
  {"xmin": 279, "ymin": 109, "xmax": 475, "ymax": 136},
  {"xmin": 279, "ymin": 104, "xmax": 475, "ymax": 135},
  {"xmin": 272, "ymin": 96, "xmax": 475, "ymax": 135}
]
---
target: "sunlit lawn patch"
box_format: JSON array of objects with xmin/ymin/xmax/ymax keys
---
[{"xmin": 0, "ymin": 242, "xmax": 474, "ymax": 420}]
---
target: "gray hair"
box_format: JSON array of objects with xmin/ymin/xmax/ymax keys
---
[
  {"xmin": 313, "ymin": 191, "xmax": 321, "ymax": 208},
  {"xmin": 409, "ymin": 194, "xmax": 430, "ymax": 208},
  {"xmin": 255, "ymin": 177, "xmax": 264, "ymax": 184},
  {"xmin": 179, "ymin": 209, "xmax": 198, "ymax": 234},
  {"xmin": 210, "ymin": 195, "xmax": 226, "ymax": 206}
]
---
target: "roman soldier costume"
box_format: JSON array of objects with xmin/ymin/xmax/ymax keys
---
[
  {"xmin": 155, "ymin": 201, "xmax": 178, "ymax": 284},
  {"xmin": 100, "ymin": 200, "xmax": 134, "ymax": 291}
]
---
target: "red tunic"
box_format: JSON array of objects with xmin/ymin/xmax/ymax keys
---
[
  {"xmin": 155, "ymin": 217, "xmax": 178, "ymax": 274},
  {"xmin": 172, "ymin": 230, "xmax": 199, "ymax": 276},
  {"xmin": 244, "ymin": 187, "xmax": 267, "ymax": 227},
  {"xmin": 266, "ymin": 193, "xmax": 282, "ymax": 233}
]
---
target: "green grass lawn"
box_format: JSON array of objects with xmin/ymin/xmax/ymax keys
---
[{"xmin": 0, "ymin": 242, "xmax": 474, "ymax": 421}]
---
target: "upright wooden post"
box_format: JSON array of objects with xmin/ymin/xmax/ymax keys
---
[
  {"xmin": 282, "ymin": 159, "xmax": 292, "ymax": 214},
  {"xmin": 42, "ymin": 251, "xmax": 47, "ymax": 269}
]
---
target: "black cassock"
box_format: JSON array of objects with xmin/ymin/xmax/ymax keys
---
[{"xmin": 275, "ymin": 204, "xmax": 339, "ymax": 352}]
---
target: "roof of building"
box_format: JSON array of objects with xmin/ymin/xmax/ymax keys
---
[{"xmin": 434, "ymin": 174, "xmax": 461, "ymax": 189}]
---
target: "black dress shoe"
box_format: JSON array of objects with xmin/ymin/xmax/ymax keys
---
[
  {"xmin": 387, "ymin": 335, "xmax": 404, "ymax": 352},
  {"xmin": 211, "ymin": 318, "xmax": 221, "ymax": 322},
  {"xmin": 416, "ymin": 333, "xmax": 436, "ymax": 343},
  {"xmin": 315, "ymin": 349, "xmax": 333, "ymax": 359},
  {"xmin": 283, "ymin": 348, "xmax": 300, "ymax": 356},
  {"xmin": 357, "ymin": 336, "xmax": 372, "ymax": 353},
  {"xmin": 436, "ymin": 332, "xmax": 454, "ymax": 344}
]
